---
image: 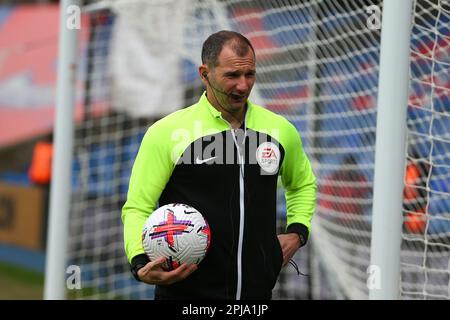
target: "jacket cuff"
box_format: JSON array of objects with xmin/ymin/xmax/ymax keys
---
[
  {"xmin": 286, "ymin": 223, "xmax": 309, "ymax": 247},
  {"xmin": 131, "ymin": 254, "xmax": 150, "ymax": 269}
]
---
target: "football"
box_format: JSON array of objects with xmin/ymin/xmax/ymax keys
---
[{"xmin": 142, "ymin": 203, "xmax": 211, "ymax": 270}]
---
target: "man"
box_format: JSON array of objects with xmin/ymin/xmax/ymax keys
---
[{"xmin": 122, "ymin": 30, "xmax": 316, "ymax": 299}]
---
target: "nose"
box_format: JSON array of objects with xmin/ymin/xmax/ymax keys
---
[{"xmin": 235, "ymin": 76, "xmax": 249, "ymax": 94}]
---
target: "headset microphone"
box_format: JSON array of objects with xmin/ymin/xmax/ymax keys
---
[{"xmin": 203, "ymin": 73, "xmax": 232, "ymax": 98}]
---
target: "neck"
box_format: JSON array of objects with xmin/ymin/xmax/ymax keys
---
[{"xmin": 221, "ymin": 109, "xmax": 245, "ymax": 129}]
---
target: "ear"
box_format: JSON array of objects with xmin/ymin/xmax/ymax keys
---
[{"xmin": 199, "ymin": 65, "xmax": 209, "ymax": 85}]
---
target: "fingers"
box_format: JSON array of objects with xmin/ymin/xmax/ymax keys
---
[
  {"xmin": 278, "ymin": 234, "xmax": 301, "ymax": 267},
  {"xmin": 137, "ymin": 258, "xmax": 164, "ymax": 284},
  {"xmin": 148, "ymin": 257, "xmax": 167, "ymax": 270},
  {"xmin": 138, "ymin": 257, "xmax": 165, "ymax": 276},
  {"xmin": 137, "ymin": 257, "xmax": 198, "ymax": 285},
  {"xmin": 278, "ymin": 234, "xmax": 289, "ymax": 265},
  {"xmin": 162, "ymin": 263, "xmax": 198, "ymax": 285}
]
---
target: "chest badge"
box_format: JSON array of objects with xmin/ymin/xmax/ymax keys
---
[{"xmin": 256, "ymin": 142, "xmax": 280, "ymax": 175}]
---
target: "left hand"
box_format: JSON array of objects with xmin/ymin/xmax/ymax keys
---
[{"xmin": 277, "ymin": 233, "xmax": 301, "ymax": 267}]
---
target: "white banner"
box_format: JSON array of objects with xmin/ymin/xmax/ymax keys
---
[{"xmin": 108, "ymin": 0, "xmax": 188, "ymax": 118}]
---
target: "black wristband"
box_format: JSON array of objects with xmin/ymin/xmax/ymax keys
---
[
  {"xmin": 130, "ymin": 254, "xmax": 150, "ymax": 282},
  {"xmin": 286, "ymin": 223, "xmax": 309, "ymax": 247}
]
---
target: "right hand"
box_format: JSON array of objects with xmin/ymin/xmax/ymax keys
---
[{"xmin": 137, "ymin": 257, "xmax": 198, "ymax": 285}]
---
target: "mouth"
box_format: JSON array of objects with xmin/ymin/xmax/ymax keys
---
[{"xmin": 229, "ymin": 93, "xmax": 246, "ymax": 103}]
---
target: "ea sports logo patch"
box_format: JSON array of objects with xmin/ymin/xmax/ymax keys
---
[{"xmin": 256, "ymin": 142, "xmax": 280, "ymax": 175}]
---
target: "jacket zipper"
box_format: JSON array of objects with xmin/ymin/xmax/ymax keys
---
[
  {"xmin": 235, "ymin": 143, "xmax": 244, "ymax": 300},
  {"xmin": 221, "ymin": 110, "xmax": 248, "ymax": 300}
]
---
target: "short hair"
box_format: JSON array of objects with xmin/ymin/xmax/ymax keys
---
[{"xmin": 201, "ymin": 30, "xmax": 255, "ymax": 68}]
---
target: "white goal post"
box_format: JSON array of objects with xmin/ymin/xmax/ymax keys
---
[
  {"xmin": 369, "ymin": 0, "xmax": 413, "ymax": 300},
  {"xmin": 44, "ymin": 0, "xmax": 81, "ymax": 300}
]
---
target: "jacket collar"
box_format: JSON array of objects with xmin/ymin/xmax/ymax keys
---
[{"xmin": 199, "ymin": 91, "xmax": 222, "ymax": 119}]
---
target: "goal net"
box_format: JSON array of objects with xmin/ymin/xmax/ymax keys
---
[{"xmin": 66, "ymin": 0, "xmax": 450, "ymax": 299}]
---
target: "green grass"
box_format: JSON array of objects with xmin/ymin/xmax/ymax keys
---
[
  {"xmin": 66, "ymin": 287, "xmax": 126, "ymax": 300},
  {"xmin": 0, "ymin": 262, "xmax": 44, "ymax": 300},
  {"xmin": 0, "ymin": 262, "xmax": 127, "ymax": 300}
]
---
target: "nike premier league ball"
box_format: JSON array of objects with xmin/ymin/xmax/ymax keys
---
[{"xmin": 142, "ymin": 203, "xmax": 211, "ymax": 270}]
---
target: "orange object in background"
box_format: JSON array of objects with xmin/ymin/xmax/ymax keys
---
[
  {"xmin": 28, "ymin": 141, "xmax": 53, "ymax": 184},
  {"xmin": 404, "ymin": 162, "xmax": 422, "ymax": 200},
  {"xmin": 405, "ymin": 209, "xmax": 427, "ymax": 234},
  {"xmin": 403, "ymin": 161, "xmax": 428, "ymax": 234}
]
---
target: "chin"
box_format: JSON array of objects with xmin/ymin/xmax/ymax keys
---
[{"xmin": 229, "ymin": 101, "xmax": 246, "ymax": 110}]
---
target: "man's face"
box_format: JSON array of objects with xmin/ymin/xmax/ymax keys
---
[{"xmin": 208, "ymin": 45, "xmax": 256, "ymax": 113}]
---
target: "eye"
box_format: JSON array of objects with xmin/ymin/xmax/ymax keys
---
[{"xmin": 226, "ymin": 73, "xmax": 239, "ymax": 79}]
